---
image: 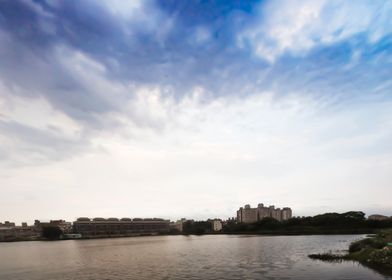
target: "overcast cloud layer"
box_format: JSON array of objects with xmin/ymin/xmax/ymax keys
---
[{"xmin": 1, "ymin": 0, "xmax": 391, "ymax": 224}]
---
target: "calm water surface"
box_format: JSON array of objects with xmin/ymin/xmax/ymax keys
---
[{"xmin": 0, "ymin": 234, "xmax": 390, "ymax": 280}]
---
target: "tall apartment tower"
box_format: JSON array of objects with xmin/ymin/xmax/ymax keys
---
[
  {"xmin": 257, "ymin": 203, "xmax": 270, "ymax": 219},
  {"xmin": 237, "ymin": 203, "xmax": 292, "ymax": 223},
  {"xmin": 281, "ymin": 207, "xmax": 292, "ymax": 220},
  {"xmin": 237, "ymin": 204, "xmax": 258, "ymax": 223}
]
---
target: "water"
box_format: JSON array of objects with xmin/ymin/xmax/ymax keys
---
[{"xmin": 0, "ymin": 234, "xmax": 390, "ymax": 279}]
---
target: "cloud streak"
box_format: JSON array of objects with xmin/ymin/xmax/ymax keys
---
[{"xmin": 239, "ymin": 0, "xmax": 392, "ymax": 62}]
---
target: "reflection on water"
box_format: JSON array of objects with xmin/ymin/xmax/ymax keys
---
[{"xmin": 0, "ymin": 235, "xmax": 390, "ymax": 279}]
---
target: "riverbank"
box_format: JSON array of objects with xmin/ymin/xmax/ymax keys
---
[
  {"xmin": 220, "ymin": 228, "xmax": 382, "ymax": 236},
  {"xmin": 0, "ymin": 232, "xmax": 166, "ymax": 242},
  {"xmin": 0, "ymin": 229, "xmax": 386, "ymax": 242},
  {"xmin": 183, "ymin": 212, "xmax": 392, "ymax": 235},
  {"xmin": 309, "ymin": 230, "xmax": 392, "ymax": 276}
]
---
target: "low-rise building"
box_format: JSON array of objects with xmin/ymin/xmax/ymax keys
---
[
  {"xmin": 170, "ymin": 218, "xmax": 187, "ymax": 233},
  {"xmin": 211, "ymin": 219, "xmax": 222, "ymax": 232},
  {"xmin": 0, "ymin": 221, "xmax": 40, "ymax": 242},
  {"xmin": 368, "ymin": 214, "xmax": 390, "ymax": 221},
  {"xmin": 49, "ymin": 220, "xmax": 73, "ymax": 233},
  {"xmin": 73, "ymin": 217, "xmax": 170, "ymax": 237},
  {"xmin": 34, "ymin": 219, "xmax": 73, "ymax": 234},
  {"xmin": 0, "ymin": 221, "xmax": 15, "ymax": 228}
]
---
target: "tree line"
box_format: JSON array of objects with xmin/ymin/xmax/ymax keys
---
[{"xmin": 181, "ymin": 212, "xmax": 392, "ymax": 235}]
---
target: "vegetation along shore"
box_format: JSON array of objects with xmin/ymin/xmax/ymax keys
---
[
  {"xmin": 309, "ymin": 230, "xmax": 392, "ymax": 276},
  {"xmin": 182, "ymin": 212, "xmax": 392, "ymax": 235}
]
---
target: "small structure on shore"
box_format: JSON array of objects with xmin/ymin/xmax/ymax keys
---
[{"xmin": 62, "ymin": 233, "xmax": 82, "ymax": 239}]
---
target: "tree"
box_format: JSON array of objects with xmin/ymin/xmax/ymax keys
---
[{"xmin": 42, "ymin": 226, "xmax": 63, "ymax": 240}]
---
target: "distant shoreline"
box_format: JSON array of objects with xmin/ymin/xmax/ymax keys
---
[{"xmin": 0, "ymin": 229, "xmax": 381, "ymax": 243}]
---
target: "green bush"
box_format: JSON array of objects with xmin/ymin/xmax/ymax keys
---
[
  {"xmin": 349, "ymin": 238, "xmax": 386, "ymax": 253},
  {"xmin": 349, "ymin": 239, "xmax": 367, "ymax": 252}
]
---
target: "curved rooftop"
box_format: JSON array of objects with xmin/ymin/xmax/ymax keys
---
[{"xmin": 77, "ymin": 217, "xmax": 91, "ymax": 221}]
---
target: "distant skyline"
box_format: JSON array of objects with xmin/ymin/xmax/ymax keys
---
[{"xmin": 1, "ymin": 0, "xmax": 392, "ymax": 224}]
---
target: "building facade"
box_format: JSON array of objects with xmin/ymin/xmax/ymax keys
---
[
  {"xmin": 35, "ymin": 220, "xmax": 73, "ymax": 233},
  {"xmin": 281, "ymin": 207, "xmax": 292, "ymax": 220},
  {"xmin": 236, "ymin": 204, "xmax": 258, "ymax": 223},
  {"xmin": 237, "ymin": 203, "xmax": 292, "ymax": 223},
  {"xmin": 170, "ymin": 218, "xmax": 187, "ymax": 233},
  {"xmin": 73, "ymin": 217, "xmax": 170, "ymax": 237},
  {"xmin": 0, "ymin": 221, "xmax": 40, "ymax": 242},
  {"xmin": 368, "ymin": 214, "xmax": 390, "ymax": 221},
  {"xmin": 211, "ymin": 219, "xmax": 223, "ymax": 232}
]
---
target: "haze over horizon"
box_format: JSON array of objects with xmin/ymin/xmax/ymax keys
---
[{"xmin": 1, "ymin": 0, "xmax": 392, "ymax": 224}]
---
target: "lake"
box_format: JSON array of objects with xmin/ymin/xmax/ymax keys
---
[{"xmin": 0, "ymin": 234, "xmax": 390, "ymax": 279}]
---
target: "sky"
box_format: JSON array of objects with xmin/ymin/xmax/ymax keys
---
[{"xmin": 0, "ymin": 0, "xmax": 391, "ymax": 224}]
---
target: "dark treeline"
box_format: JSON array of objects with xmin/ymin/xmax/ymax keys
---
[
  {"xmin": 41, "ymin": 226, "xmax": 63, "ymax": 240},
  {"xmin": 41, "ymin": 212, "xmax": 392, "ymax": 237},
  {"xmin": 182, "ymin": 212, "xmax": 392, "ymax": 235},
  {"xmin": 182, "ymin": 221, "xmax": 213, "ymax": 235}
]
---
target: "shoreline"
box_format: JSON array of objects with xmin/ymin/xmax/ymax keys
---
[
  {"xmin": 309, "ymin": 230, "xmax": 392, "ymax": 277},
  {"xmin": 0, "ymin": 230, "xmax": 378, "ymax": 243}
]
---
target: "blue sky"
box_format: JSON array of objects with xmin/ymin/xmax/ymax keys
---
[{"xmin": 0, "ymin": 0, "xmax": 391, "ymax": 223}]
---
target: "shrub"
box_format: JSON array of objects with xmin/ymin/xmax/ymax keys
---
[
  {"xmin": 42, "ymin": 226, "xmax": 63, "ymax": 240},
  {"xmin": 349, "ymin": 238, "xmax": 386, "ymax": 253}
]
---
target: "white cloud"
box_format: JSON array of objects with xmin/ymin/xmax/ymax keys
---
[
  {"xmin": 98, "ymin": 0, "xmax": 169, "ymax": 35},
  {"xmin": 193, "ymin": 26, "xmax": 212, "ymax": 44},
  {"xmin": 3, "ymin": 75, "xmax": 392, "ymax": 222},
  {"xmin": 100, "ymin": 0, "xmax": 143, "ymax": 18},
  {"xmin": 240, "ymin": 0, "xmax": 392, "ymax": 62},
  {"xmin": 1, "ymin": 0, "xmax": 392, "ymax": 226},
  {"xmin": 0, "ymin": 87, "xmax": 81, "ymax": 139},
  {"xmin": 1, "ymin": 38, "xmax": 391, "ymax": 222}
]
